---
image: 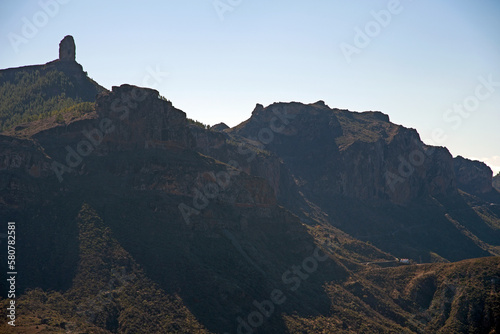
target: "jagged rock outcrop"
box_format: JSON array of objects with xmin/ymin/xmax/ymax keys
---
[
  {"xmin": 95, "ymin": 85, "xmax": 194, "ymax": 150},
  {"xmin": 0, "ymin": 135, "xmax": 52, "ymax": 178},
  {"xmin": 453, "ymin": 155, "xmax": 493, "ymax": 194},
  {"xmin": 211, "ymin": 122, "xmax": 229, "ymax": 131},
  {"xmin": 59, "ymin": 35, "xmax": 76, "ymax": 61},
  {"xmin": 0, "ymin": 135, "xmax": 54, "ymax": 210},
  {"xmin": 189, "ymin": 124, "xmax": 227, "ymax": 155},
  {"xmin": 48, "ymin": 36, "xmax": 89, "ymax": 82}
]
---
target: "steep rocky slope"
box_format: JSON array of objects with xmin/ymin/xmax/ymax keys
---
[
  {"xmin": 494, "ymin": 172, "xmax": 500, "ymax": 192},
  {"xmin": 453, "ymin": 155, "xmax": 494, "ymax": 195}
]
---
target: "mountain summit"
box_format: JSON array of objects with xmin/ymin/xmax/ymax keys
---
[{"xmin": 59, "ymin": 35, "xmax": 76, "ymax": 61}]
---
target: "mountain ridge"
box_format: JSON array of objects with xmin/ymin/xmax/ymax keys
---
[{"xmin": 1, "ymin": 36, "xmax": 499, "ymax": 333}]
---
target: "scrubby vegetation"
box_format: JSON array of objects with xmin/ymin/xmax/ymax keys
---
[
  {"xmin": 0, "ymin": 204, "xmax": 210, "ymax": 333},
  {"xmin": 0, "ymin": 66, "xmax": 104, "ymax": 131},
  {"xmin": 188, "ymin": 117, "xmax": 211, "ymax": 129}
]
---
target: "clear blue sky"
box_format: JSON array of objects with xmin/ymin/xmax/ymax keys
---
[{"xmin": 1, "ymin": 0, "xmax": 499, "ymax": 173}]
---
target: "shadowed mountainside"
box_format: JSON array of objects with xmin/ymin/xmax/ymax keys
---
[{"xmin": 228, "ymin": 101, "xmax": 500, "ymax": 262}]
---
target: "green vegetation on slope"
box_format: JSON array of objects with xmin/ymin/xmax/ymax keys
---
[
  {"xmin": 188, "ymin": 117, "xmax": 211, "ymax": 129},
  {"xmin": 1, "ymin": 101, "xmax": 96, "ymax": 139},
  {"xmin": 0, "ymin": 65, "xmax": 105, "ymax": 131}
]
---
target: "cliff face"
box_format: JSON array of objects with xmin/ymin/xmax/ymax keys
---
[
  {"xmin": 230, "ymin": 102, "xmax": 457, "ymax": 206},
  {"xmin": 453, "ymin": 155, "xmax": 493, "ymax": 194},
  {"xmin": 0, "ymin": 135, "xmax": 52, "ymax": 179},
  {"xmin": 0, "ymin": 135, "xmax": 54, "ymax": 211},
  {"xmin": 95, "ymin": 84, "xmax": 194, "ymax": 150},
  {"xmin": 494, "ymin": 173, "xmax": 500, "ymax": 192}
]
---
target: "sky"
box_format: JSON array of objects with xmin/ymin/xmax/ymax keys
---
[{"xmin": 1, "ymin": 0, "xmax": 499, "ymax": 174}]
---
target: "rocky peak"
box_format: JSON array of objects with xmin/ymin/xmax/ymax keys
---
[
  {"xmin": 95, "ymin": 84, "xmax": 193, "ymax": 150},
  {"xmin": 361, "ymin": 111, "xmax": 390, "ymax": 122},
  {"xmin": 211, "ymin": 122, "xmax": 229, "ymax": 132},
  {"xmin": 311, "ymin": 100, "xmax": 330, "ymax": 108},
  {"xmin": 40, "ymin": 36, "xmax": 90, "ymax": 83},
  {"xmin": 59, "ymin": 35, "xmax": 76, "ymax": 62},
  {"xmin": 251, "ymin": 103, "xmax": 264, "ymax": 116}
]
